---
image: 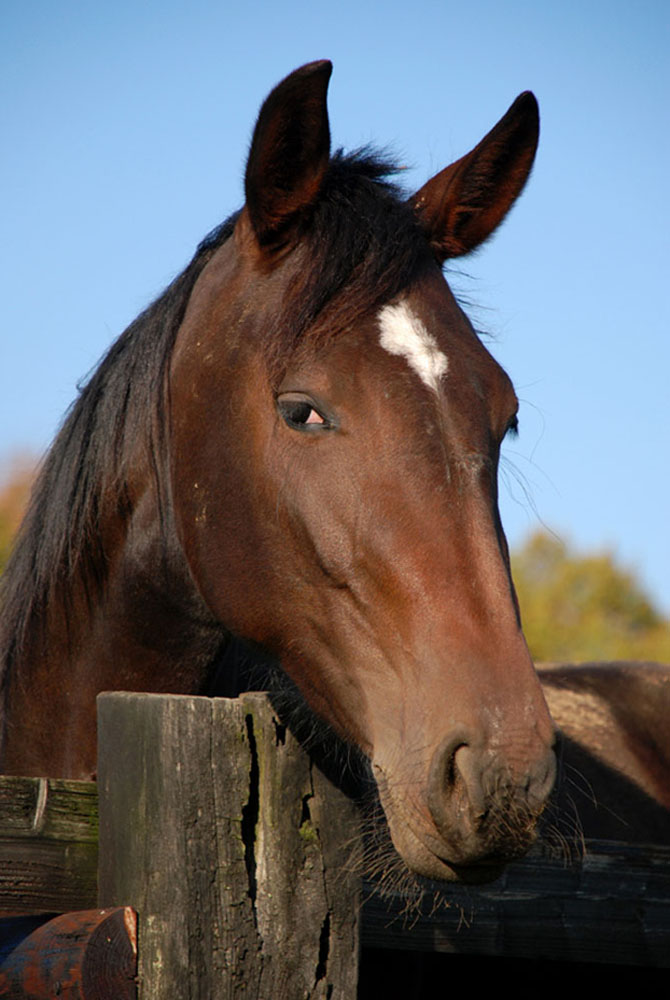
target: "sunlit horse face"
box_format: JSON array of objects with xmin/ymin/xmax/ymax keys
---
[{"xmin": 169, "ymin": 61, "xmax": 556, "ymax": 880}]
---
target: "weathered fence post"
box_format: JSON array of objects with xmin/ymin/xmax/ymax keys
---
[{"xmin": 97, "ymin": 692, "xmax": 361, "ymax": 999}]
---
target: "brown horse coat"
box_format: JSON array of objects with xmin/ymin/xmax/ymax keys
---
[{"xmin": 539, "ymin": 661, "xmax": 670, "ymax": 844}]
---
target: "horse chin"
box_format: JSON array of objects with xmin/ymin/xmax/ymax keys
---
[
  {"xmin": 378, "ymin": 775, "xmax": 538, "ymax": 886},
  {"xmin": 385, "ymin": 816, "xmax": 510, "ymax": 885}
]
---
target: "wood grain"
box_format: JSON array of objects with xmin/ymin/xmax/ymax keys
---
[
  {"xmin": 0, "ymin": 777, "xmax": 97, "ymax": 915},
  {"xmin": 97, "ymin": 691, "xmax": 361, "ymax": 999},
  {"xmin": 0, "ymin": 907, "xmax": 136, "ymax": 999}
]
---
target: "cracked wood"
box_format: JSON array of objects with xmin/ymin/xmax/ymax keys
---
[{"xmin": 97, "ymin": 691, "xmax": 361, "ymax": 999}]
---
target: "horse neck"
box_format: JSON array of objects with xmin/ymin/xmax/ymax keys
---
[{"xmin": 1, "ymin": 486, "xmax": 224, "ymax": 780}]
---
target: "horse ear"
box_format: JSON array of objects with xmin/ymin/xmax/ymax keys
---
[
  {"xmin": 410, "ymin": 92, "xmax": 539, "ymax": 260},
  {"xmin": 244, "ymin": 60, "xmax": 332, "ymax": 250}
]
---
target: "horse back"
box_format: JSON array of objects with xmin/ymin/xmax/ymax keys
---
[{"xmin": 538, "ymin": 661, "xmax": 670, "ymax": 843}]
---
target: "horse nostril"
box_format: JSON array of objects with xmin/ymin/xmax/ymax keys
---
[
  {"xmin": 427, "ymin": 732, "xmax": 479, "ymax": 832},
  {"xmin": 451, "ymin": 743, "xmax": 486, "ymax": 820},
  {"xmin": 427, "ymin": 732, "xmax": 556, "ymax": 855},
  {"xmin": 444, "ymin": 740, "xmax": 466, "ymax": 790}
]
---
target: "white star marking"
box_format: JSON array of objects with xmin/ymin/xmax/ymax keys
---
[{"xmin": 378, "ymin": 300, "xmax": 448, "ymax": 392}]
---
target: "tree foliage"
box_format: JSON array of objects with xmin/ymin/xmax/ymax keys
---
[
  {"xmin": 512, "ymin": 531, "xmax": 670, "ymax": 663},
  {"xmin": 0, "ymin": 455, "xmax": 35, "ymax": 575}
]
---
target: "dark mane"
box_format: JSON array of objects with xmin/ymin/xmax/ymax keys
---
[
  {"xmin": 0, "ymin": 216, "xmax": 235, "ymax": 683},
  {"xmin": 0, "ymin": 150, "xmax": 427, "ymax": 688}
]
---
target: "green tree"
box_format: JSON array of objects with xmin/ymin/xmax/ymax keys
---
[
  {"xmin": 0, "ymin": 456, "xmax": 35, "ymax": 575},
  {"xmin": 512, "ymin": 531, "xmax": 670, "ymax": 662}
]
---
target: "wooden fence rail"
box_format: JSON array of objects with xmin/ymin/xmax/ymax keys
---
[
  {"xmin": 1, "ymin": 691, "xmax": 669, "ymax": 998},
  {"xmin": 0, "ymin": 776, "xmax": 97, "ymax": 914}
]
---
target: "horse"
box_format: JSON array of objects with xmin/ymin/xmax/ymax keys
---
[
  {"xmin": 0, "ymin": 60, "xmax": 557, "ymax": 884},
  {"xmin": 538, "ymin": 660, "xmax": 670, "ymax": 845}
]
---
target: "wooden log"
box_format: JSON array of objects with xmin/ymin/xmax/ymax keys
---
[
  {"xmin": 0, "ymin": 777, "xmax": 98, "ymax": 915},
  {"xmin": 0, "ymin": 907, "xmax": 137, "ymax": 999},
  {"xmin": 97, "ymin": 691, "xmax": 361, "ymax": 1000}
]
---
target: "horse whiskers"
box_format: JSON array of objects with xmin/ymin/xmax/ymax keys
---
[
  {"xmin": 537, "ymin": 782, "xmax": 586, "ymax": 862},
  {"xmin": 538, "ymin": 818, "xmax": 585, "ymax": 864},
  {"xmin": 559, "ymin": 761, "xmax": 600, "ymax": 808}
]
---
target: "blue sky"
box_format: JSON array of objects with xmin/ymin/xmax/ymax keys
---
[{"xmin": 2, "ymin": 1, "xmax": 669, "ymax": 611}]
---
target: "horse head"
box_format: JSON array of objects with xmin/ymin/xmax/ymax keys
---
[{"xmin": 169, "ymin": 61, "xmax": 556, "ymax": 881}]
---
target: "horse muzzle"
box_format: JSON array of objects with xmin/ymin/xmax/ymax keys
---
[{"xmin": 374, "ymin": 733, "xmax": 557, "ymax": 883}]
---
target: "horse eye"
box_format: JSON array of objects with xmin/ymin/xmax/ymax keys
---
[
  {"xmin": 277, "ymin": 397, "xmax": 327, "ymax": 430},
  {"xmin": 505, "ymin": 415, "xmax": 519, "ymax": 439}
]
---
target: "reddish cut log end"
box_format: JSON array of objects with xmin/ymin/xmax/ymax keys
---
[{"xmin": 0, "ymin": 907, "xmax": 137, "ymax": 1000}]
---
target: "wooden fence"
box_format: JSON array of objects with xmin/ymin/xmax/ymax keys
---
[{"xmin": 1, "ymin": 691, "xmax": 669, "ymax": 997}]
